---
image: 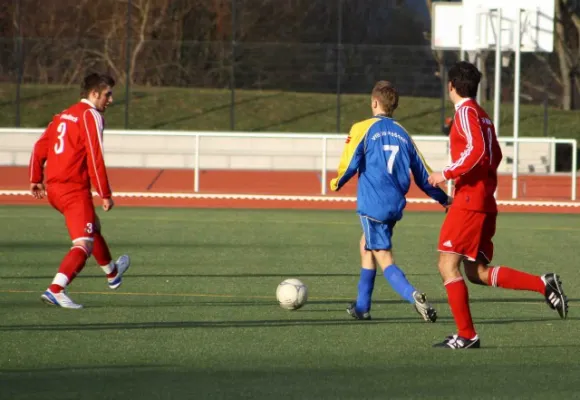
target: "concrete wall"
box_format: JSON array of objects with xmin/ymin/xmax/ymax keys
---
[{"xmin": 0, "ymin": 129, "xmax": 557, "ymax": 173}]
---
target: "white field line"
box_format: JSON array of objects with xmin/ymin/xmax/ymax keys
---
[{"xmin": 0, "ymin": 190, "xmax": 579, "ymax": 207}]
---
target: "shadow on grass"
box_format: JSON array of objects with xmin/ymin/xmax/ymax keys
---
[
  {"xmin": 0, "ymin": 272, "xmax": 439, "ymax": 279},
  {"xmin": 0, "ymin": 317, "xmax": 428, "ymax": 332},
  {"xmin": 0, "ymin": 87, "xmax": 73, "ymax": 109},
  {"xmin": 0, "ymin": 242, "xmax": 344, "ymax": 250},
  {"xmin": 2, "ymin": 363, "xmax": 579, "ymax": 400},
  {"xmin": 397, "ymin": 107, "xmax": 442, "ymax": 124},
  {"xmin": 150, "ymin": 92, "xmax": 280, "ymax": 129}
]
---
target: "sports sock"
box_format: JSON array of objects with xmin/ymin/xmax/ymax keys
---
[
  {"xmin": 48, "ymin": 246, "xmax": 89, "ymax": 293},
  {"xmin": 93, "ymin": 232, "xmax": 117, "ymax": 278},
  {"xmin": 383, "ymin": 264, "xmax": 416, "ymax": 304},
  {"xmin": 355, "ymin": 268, "xmax": 376, "ymax": 312},
  {"xmin": 445, "ymin": 277, "xmax": 477, "ymax": 339},
  {"xmin": 488, "ymin": 266, "xmax": 545, "ymax": 295}
]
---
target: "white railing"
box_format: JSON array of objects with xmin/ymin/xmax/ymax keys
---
[{"xmin": 0, "ymin": 129, "xmax": 577, "ymax": 200}]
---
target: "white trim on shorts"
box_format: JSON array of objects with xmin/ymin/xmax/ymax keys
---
[
  {"xmin": 437, "ymin": 249, "xmax": 491, "ymax": 263},
  {"xmin": 72, "ymin": 236, "xmax": 94, "ymax": 243}
]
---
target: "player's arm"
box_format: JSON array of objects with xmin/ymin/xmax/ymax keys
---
[
  {"xmin": 441, "ymin": 107, "xmax": 486, "ymax": 181},
  {"xmin": 83, "ymin": 108, "xmax": 112, "ymax": 200},
  {"xmin": 490, "ymin": 133, "xmax": 503, "ymax": 171},
  {"xmin": 330, "ymin": 123, "xmax": 367, "ymax": 191},
  {"xmin": 28, "ymin": 123, "xmax": 52, "ymax": 198},
  {"xmin": 409, "ymin": 140, "xmax": 450, "ymax": 206}
]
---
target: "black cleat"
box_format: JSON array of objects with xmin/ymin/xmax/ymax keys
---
[
  {"xmin": 542, "ymin": 273, "xmax": 568, "ymax": 319},
  {"xmin": 433, "ymin": 334, "xmax": 481, "ymax": 349},
  {"xmin": 412, "ymin": 291, "xmax": 437, "ymax": 323},
  {"xmin": 346, "ymin": 302, "xmax": 371, "ymax": 320}
]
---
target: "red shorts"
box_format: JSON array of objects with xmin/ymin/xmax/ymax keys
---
[
  {"xmin": 47, "ymin": 186, "xmax": 96, "ymax": 242},
  {"xmin": 438, "ymin": 207, "xmax": 497, "ymax": 263}
]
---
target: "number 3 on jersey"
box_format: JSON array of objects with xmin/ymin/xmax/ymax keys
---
[
  {"xmin": 54, "ymin": 122, "xmax": 67, "ymax": 154},
  {"xmin": 383, "ymin": 145, "xmax": 399, "ymax": 174}
]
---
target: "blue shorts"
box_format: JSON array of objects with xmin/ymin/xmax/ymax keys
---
[{"xmin": 359, "ymin": 216, "xmax": 396, "ymax": 251}]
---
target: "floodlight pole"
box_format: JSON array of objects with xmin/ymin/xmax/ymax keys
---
[
  {"xmin": 493, "ymin": 8, "xmax": 502, "ymax": 138},
  {"xmin": 476, "ymin": 53, "xmax": 482, "ymax": 104},
  {"xmin": 512, "ymin": 9, "xmax": 522, "ymax": 199}
]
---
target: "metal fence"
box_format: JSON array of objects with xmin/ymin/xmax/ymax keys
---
[
  {"xmin": 0, "ymin": 0, "xmax": 572, "ymax": 132},
  {"xmin": 0, "ymin": 127, "xmax": 576, "ymax": 200}
]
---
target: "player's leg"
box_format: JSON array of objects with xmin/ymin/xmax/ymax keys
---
[
  {"xmin": 92, "ymin": 215, "xmax": 131, "ymax": 290},
  {"xmin": 463, "ymin": 213, "xmax": 568, "ymax": 318},
  {"xmin": 41, "ymin": 191, "xmax": 94, "ymax": 309},
  {"xmin": 363, "ymin": 217, "xmax": 437, "ymax": 322},
  {"xmin": 347, "ymin": 233, "xmax": 376, "ymax": 320},
  {"xmin": 433, "ymin": 208, "xmax": 481, "ymax": 349}
]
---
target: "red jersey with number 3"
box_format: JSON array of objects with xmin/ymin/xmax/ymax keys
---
[
  {"xmin": 29, "ymin": 99, "xmax": 112, "ymax": 199},
  {"xmin": 442, "ymin": 99, "xmax": 502, "ymax": 213}
]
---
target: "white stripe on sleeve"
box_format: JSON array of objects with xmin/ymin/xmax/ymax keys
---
[{"xmin": 83, "ymin": 109, "xmax": 105, "ymax": 196}]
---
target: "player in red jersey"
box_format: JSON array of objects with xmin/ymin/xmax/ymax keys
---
[
  {"xmin": 28, "ymin": 73, "xmax": 130, "ymax": 309},
  {"xmin": 427, "ymin": 62, "xmax": 568, "ymax": 349}
]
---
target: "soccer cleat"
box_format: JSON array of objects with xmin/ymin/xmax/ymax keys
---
[
  {"xmin": 433, "ymin": 334, "xmax": 480, "ymax": 349},
  {"xmin": 542, "ymin": 273, "xmax": 568, "ymax": 319},
  {"xmin": 40, "ymin": 289, "xmax": 83, "ymax": 309},
  {"xmin": 412, "ymin": 291, "xmax": 437, "ymax": 323},
  {"xmin": 108, "ymin": 254, "xmax": 131, "ymax": 290},
  {"xmin": 346, "ymin": 302, "xmax": 372, "ymax": 320}
]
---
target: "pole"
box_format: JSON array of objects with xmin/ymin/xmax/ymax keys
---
[
  {"xmin": 512, "ymin": 9, "xmax": 522, "ymax": 200},
  {"xmin": 230, "ymin": 0, "xmax": 236, "ymax": 131},
  {"xmin": 194, "ymin": 134, "xmax": 200, "ymax": 192},
  {"xmin": 476, "ymin": 52, "xmax": 483, "ymax": 104},
  {"xmin": 543, "ymin": 94, "xmax": 548, "ymax": 137},
  {"xmin": 124, "ymin": 0, "xmax": 131, "ymax": 129},
  {"xmin": 336, "ymin": 0, "xmax": 343, "ymax": 133},
  {"xmin": 321, "ymin": 137, "xmax": 327, "ymax": 195},
  {"xmin": 440, "ymin": 62, "xmax": 446, "ymax": 133},
  {"xmin": 572, "ymin": 140, "xmax": 577, "ymax": 201},
  {"xmin": 493, "ymin": 8, "xmax": 502, "ymax": 137},
  {"xmin": 15, "ymin": 0, "xmax": 23, "ymax": 127}
]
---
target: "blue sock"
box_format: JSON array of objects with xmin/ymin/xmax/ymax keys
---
[
  {"xmin": 355, "ymin": 268, "xmax": 376, "ymax": 312},
  {"xmin": 383, "ymin": 264, "xmax": 416, "ymax": 304}
]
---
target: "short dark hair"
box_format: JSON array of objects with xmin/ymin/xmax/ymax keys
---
[
  {"xmin": 81, "ymin": 73, "xmax": 115, "ymax": 98},
  {"xmin": 372, "ymin": 80, "xmax": 399, "ymax": 116},
  {"xmin": 448, "ymin": 61, "xmax": 481, "ymax": 98}
]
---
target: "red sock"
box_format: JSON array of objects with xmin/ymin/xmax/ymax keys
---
[
  {"xmin": 49, "ymin": 246, "xmax": 89, "ymax": 293},
  {"xmin": 488, "ymin": 266, "xmax": 545, "ymax": 295},
  {"xmin": 93, "ymin": 232, "xmax": 112, "ymax": 266},
  {"xmin": 93, "ymin": 232, "xmax": 117, "ymax": 278},
  {"xmin": 445, "ymin": 277, "xmax": 477, "ymax": 339}
]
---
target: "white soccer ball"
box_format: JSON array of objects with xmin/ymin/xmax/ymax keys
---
[{"xmin": 276, "ymin": 278, "xmax": 308, "ymax": 310}]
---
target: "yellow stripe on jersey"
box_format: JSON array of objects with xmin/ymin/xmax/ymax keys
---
[
  {"xmin": 330, "ymin": 117, "xmax": 379, "ymax": 191},
  {"xmin": 393, "ymin": 121, "xmax": 433, "ymax": 174}
]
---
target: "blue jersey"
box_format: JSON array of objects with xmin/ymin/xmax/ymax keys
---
[{"xmin": 330, "ymin": 116, "xmax": 449, "ymax": 222}]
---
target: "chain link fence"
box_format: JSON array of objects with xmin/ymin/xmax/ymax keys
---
[{"xmin": 0, "ymin": 0, "xmax": 572, "ymax": 133}]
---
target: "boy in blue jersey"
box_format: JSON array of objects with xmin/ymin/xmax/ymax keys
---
[{"xmin": 330, "ymin": 81, "xmax": 451, "ymax": 322}]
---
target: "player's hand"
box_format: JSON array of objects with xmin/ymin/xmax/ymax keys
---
[
  {"xmin": 329, "ymin": 178, "xmax": 339, "ymax": 192},
  {"xmin": 428, "ymin": 172, "xmax": 446, "ymax": 187},
  {"xmin": 30, "ymin": 183, "xmax": 45, "ymax": 199},
  {"xmin": 102, "ymin": 197, "xmax": 114, "ymax": 212}
]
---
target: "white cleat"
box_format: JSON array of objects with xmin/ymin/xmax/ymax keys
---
[
  {"xmin": 412, "ymin": 291, "xmax": 438, "ymax": 323},
  {"xmin": 41, "ymin": 289, "xmax": 83, "ymax": 309},
  {"xmin": 108, "ymin": 254, "xmax": 131, "ymax": 290}
]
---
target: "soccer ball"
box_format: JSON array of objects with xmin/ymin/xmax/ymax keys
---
[{"xmin": 276, "ymin": 278, "xmax": 308, "ymax": 310}]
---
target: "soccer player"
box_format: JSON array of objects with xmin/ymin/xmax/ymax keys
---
[
  {"xmin": 28, "ymin": 73, "xmax": 130, "ymax": 309},
  {"xmin": 428, "ymin": 61, "xmax": 568, "ymax": 349},
  {"xmin": 330, "ymin": 81, "xmax": 451, "ymax": 322}
]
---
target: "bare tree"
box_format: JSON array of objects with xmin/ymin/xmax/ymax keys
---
[{"xmin": 555, "ymin": 0, "xmax": 580, "ymax": 110}]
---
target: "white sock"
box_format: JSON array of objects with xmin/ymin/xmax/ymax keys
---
[
  {"xmin": 100, "ymin": 261, "xmax": 115, "ymax": 275},
  {"xmin": 51, "ymin": 273, "xmax": 69, "ymax": 289}
]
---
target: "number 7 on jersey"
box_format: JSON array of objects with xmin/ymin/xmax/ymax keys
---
[{"xmin": 383, "ymin": 145, "xmax": 399, "ymax": 174}]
